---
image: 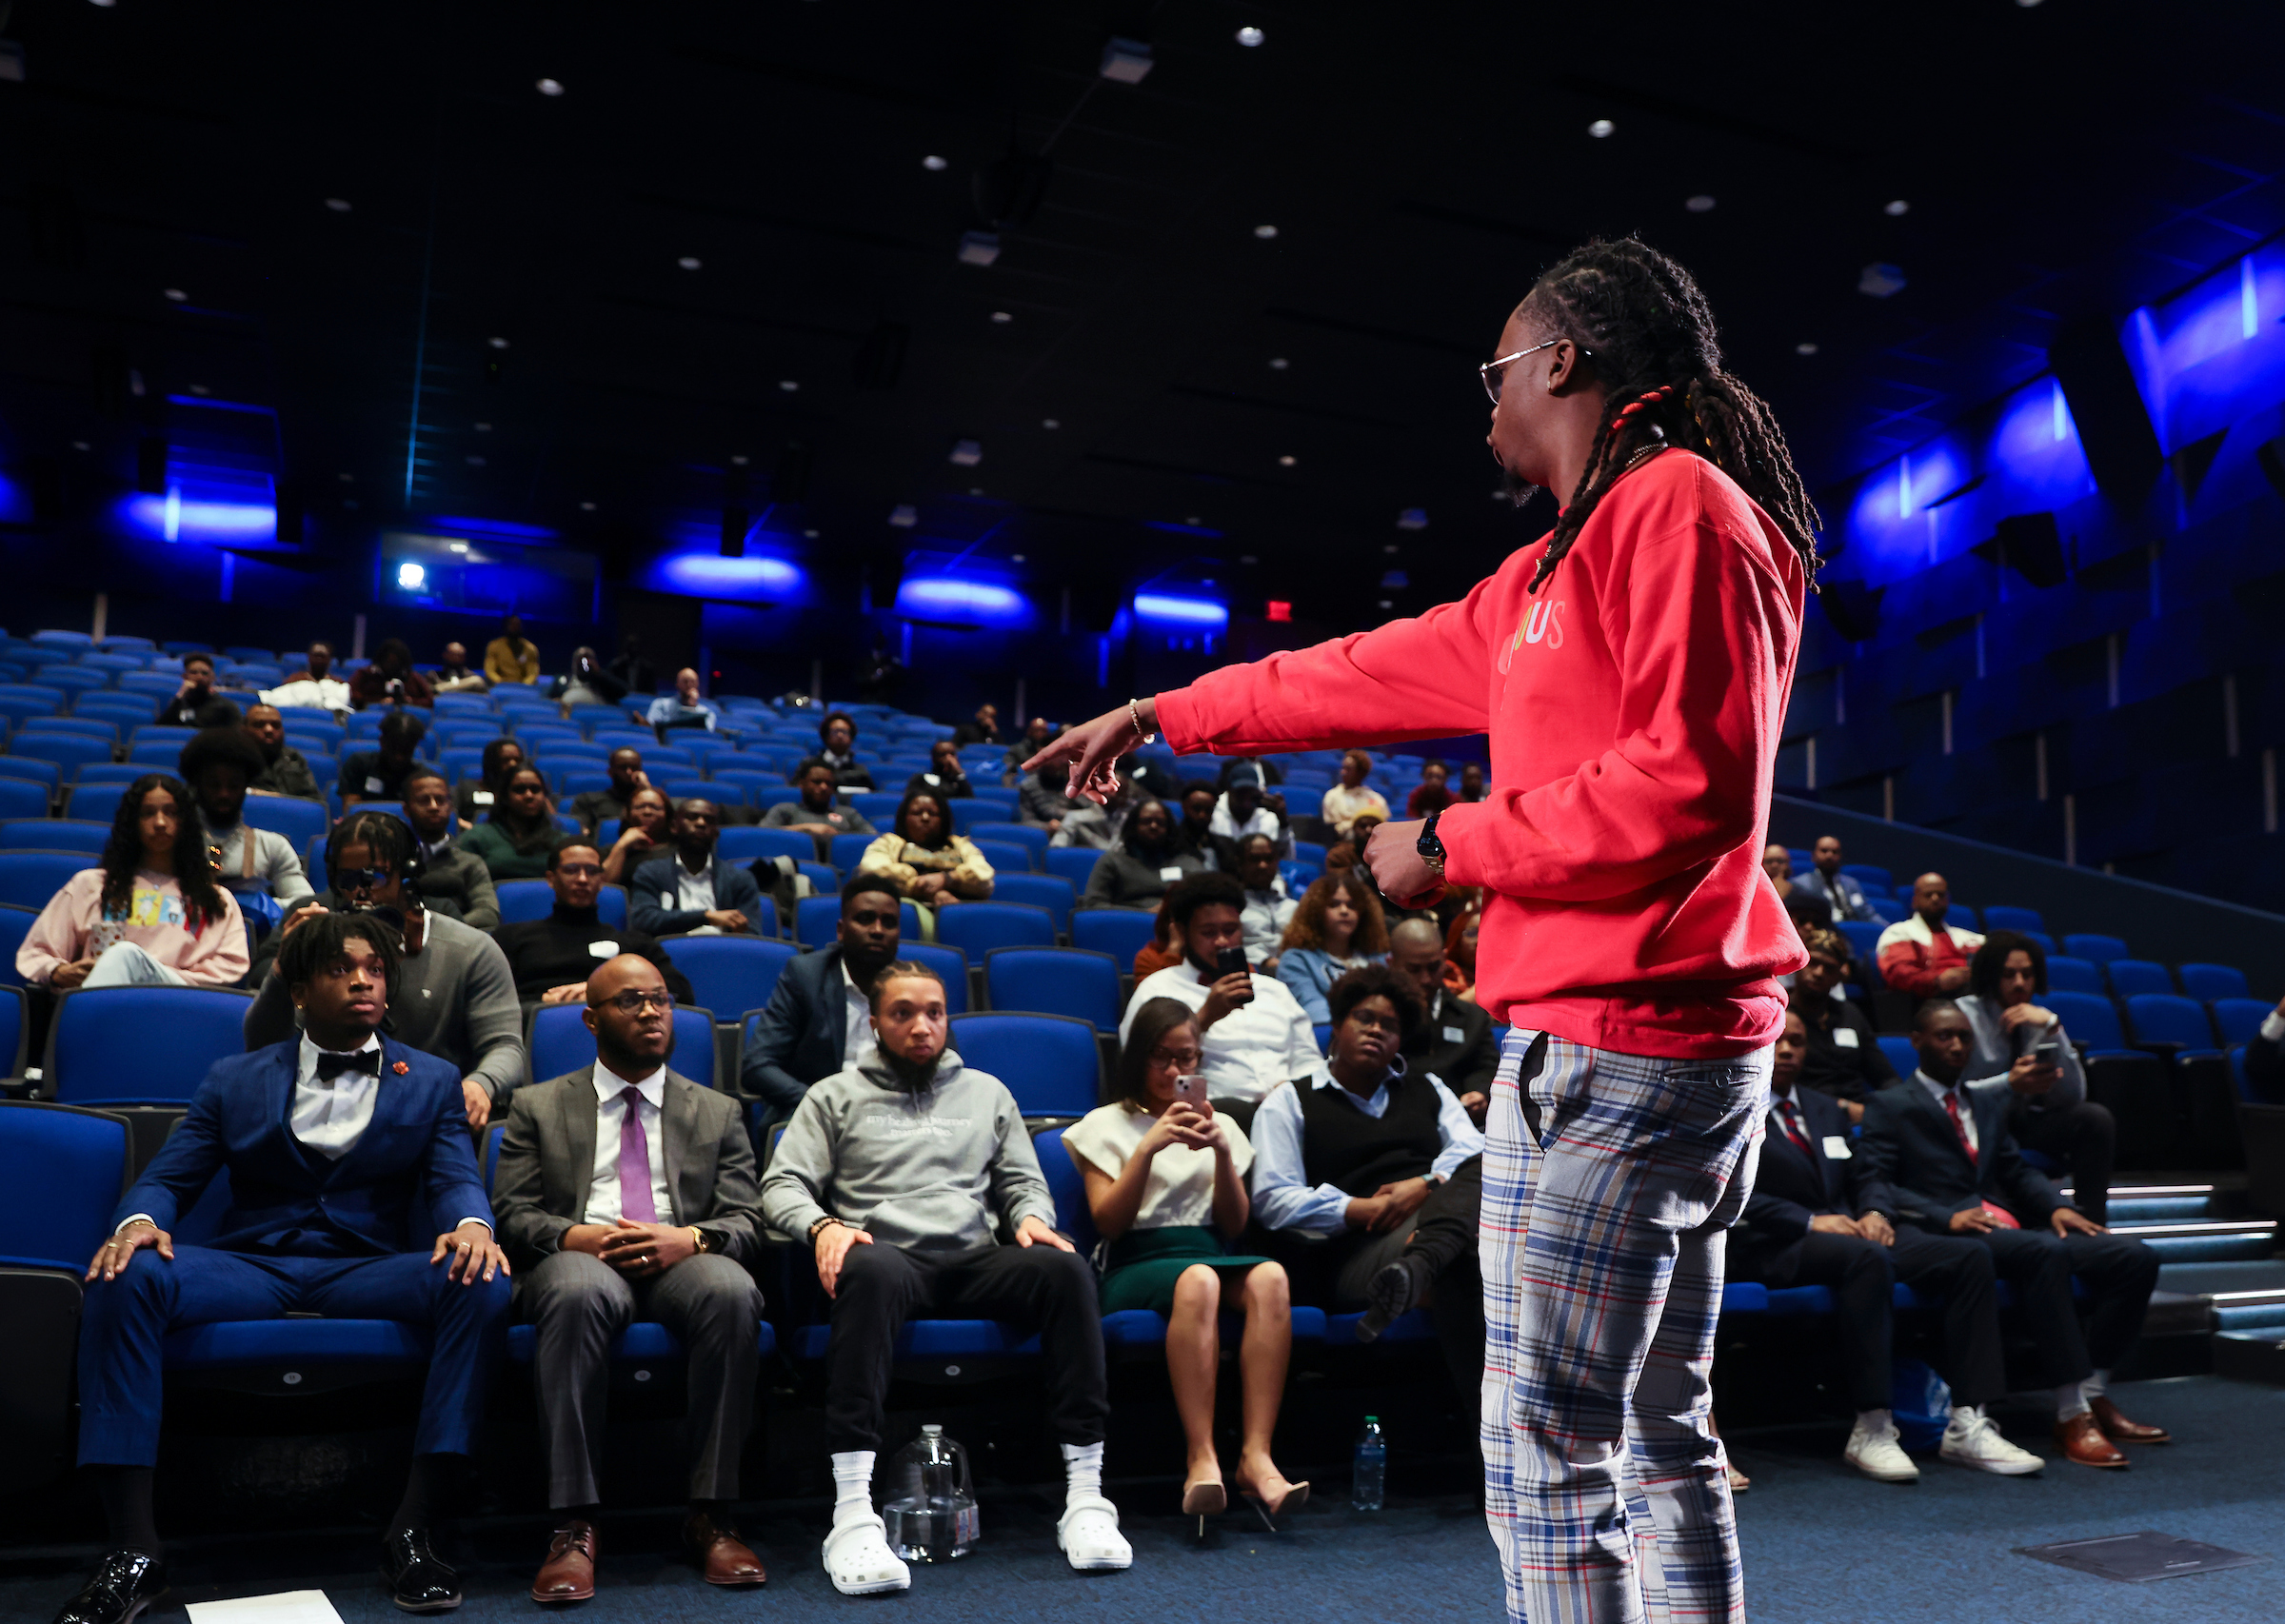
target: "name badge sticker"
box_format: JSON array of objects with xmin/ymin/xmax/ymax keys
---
[
  {"xmin": 587, "ymin": 940, "xmax": 620, "ymax": 959},
  {"xmin": 1160, "ymin": 866, "xmax": 1184, "ymax": 881},
  {"xmin": 1833, "ymin": 1026, "xmax": 1859, "ymax": 1048},
  {"xmin": 364, "ymin": 777, "xmax": 384, "ymax": 794},
  {"xmin": 1822, "ymin": 1135, "xmax": 1853, "ymax": 1159},
  {"xmin": 1442, "ymin": 1025, "xmax": 1465, "ymax": 1043}
]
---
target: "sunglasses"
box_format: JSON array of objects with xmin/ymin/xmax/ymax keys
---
[{"xmin": 1480, "ymin": 337, "xmax": 1591, "ymax": 405}]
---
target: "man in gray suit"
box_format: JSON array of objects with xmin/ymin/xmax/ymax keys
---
[{"xmin": 491, "ymin": 954, "xmax": 769, "ymax": 1602}]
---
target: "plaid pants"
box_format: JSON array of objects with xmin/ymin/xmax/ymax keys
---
[{"xmin": 1480, "ymin": 1029, "xmax": 1769, "ymax": 1624}]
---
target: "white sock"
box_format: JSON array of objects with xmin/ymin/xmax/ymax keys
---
[
  {"xmin": 830, "ymin": 1451, "xmax": 876, "ymax": 1524},
  {"xmin": 1855, "ymin": 1407, "xmax": 1893, "ymax": 1432},
  {"xmin": 2082, "ymin": 1368, "xmax": 2110, "ymax": 1401},
  {"xmin": 1062, "ymin": 1441, "xmax": 1104, "ymax": 1504},
  {"xmin": 2056, "ymin": 1383, "xmax": 2092, "ymax": 1421}
]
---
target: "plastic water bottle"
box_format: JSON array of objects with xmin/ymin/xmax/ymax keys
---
[{"xmin": 1353, "ymin": 1416, "xmax": 1386, "ymax": 1511}]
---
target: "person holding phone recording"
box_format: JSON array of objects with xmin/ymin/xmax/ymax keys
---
[
  {"xmin": 1063, "ymin": 998, "xmax": 1302, "ymax": 1520},
  {"xmin": 1955, "ymin": 930, "xmax": 2116, "ymax": 1224},
  {"xmin": 1120, "ymin": 873, "xmax": 1320, "ymax": 1108}
]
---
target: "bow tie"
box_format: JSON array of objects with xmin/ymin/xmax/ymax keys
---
[{"xmin": 314, "ymin": 1048, "xmax": 381, "ymax": 1081}]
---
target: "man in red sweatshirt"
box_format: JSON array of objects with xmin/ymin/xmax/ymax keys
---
[{"xmin": 1035, "ymin": 239, "xmax": 1821, "ymax": 1624}]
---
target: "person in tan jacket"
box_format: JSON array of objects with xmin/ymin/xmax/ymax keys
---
[
  {"xmin": 485, "ymin": 613, "xmax": 542, "ymax": 686},
  {"xmin": 854, "ymin": 789, "xmax": 993, "ymax": 921}
]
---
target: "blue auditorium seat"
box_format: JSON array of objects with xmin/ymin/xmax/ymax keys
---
[
  {"xmin": 847, "ymin": 793, "xmax": 903, "ymax": 824},
  {"xmin": 2105, "ymin": 959, "xmax": 2175, "ymax": 999},
  {"xmin": 2214, "ymin": 999, "xmax": 2273, "ymax": 1046},
  {"xmin": 988, "ymin": 872, "xmax": 1075, "ymax": 933},
  {"xmin": 828, "ymin": 831, "xmax": 876, "ymax": 873},
  {"xmin": 2043, "ymin": 990, "xmax": 2135, "ymax": 1051},
  {"xmin": 47, "ymin": 987, "xmax": 255, "ymax": 1105},
  {"xmin": 2043, "ymin": 956, "xmax": 2106, "ymax": 996},
  {"xmin": 0, "ymin": 819, "xmax": 106, "ymax": 853},
  {"xmin": 793, "ymin": 894, "xmax": 919, "ymax": 949},
  {"xmin": 0, "ymin": 904, "xmax": 36, "ymax": 987},
  {"xmin": 1981, "ymin": 904, "xmax": 2046, "ymax": 934},
  {"xmin": 986, "ymin": 947, "xmax": 1122, "ymax": 1032},
  {"xmin": 969, "ymin": 822, "xmax": 1047, "ymax": 866},
  {"xmin": 10, "ymin": 735, "xmax": 111, "ymax": 778},
  {"xmin": 2179, "ymin": 962, "xmax": 2251, "ymax": 1002},
  {"xmin": 505, "ymin": 1318, "xmax": 775, "ymax": 1366},
  {"xmin": 0, "ymin": 778, "xmax": 50, "ymax": 821},
  {"xmin": 953, "ymin": 791, "xmax": 1018, "ymax": 826},
  {"xmin": 2124, "ymin": 994, "xmax": 2224, "ymax": 1058},
  {"xmin": 238, "ymin": 795, "xmax": 328, "ymax": 852},
  {"xmin": 63, "ymin": 783, "xmax": 129, "ymax": 824},
  {"xmin": 526, "ymin": 1002, "xmax": 716, "ymax": 1087},
  {"xmin": 893, "ymin": 941, "xmax": 971, "ymax": 1014},
  {"xmin": 0, "ymin": 849, "xmax": 90, "ymax": 910},
  {"xmin": 929, "ymin": 898, "xmax": 1055, "ymax": 959},
  {"xmin": 718, "ymin": 825, "xmax": 813, "ymax": 864},
  {"xmin": 496, "ymin": 879, "xmax": 626, "ymax": 927},
  {"xmin": 1070, "ymin": 905, "xmax": 1155, "ymax": 967},
  {"xmin": 0, "ymin": 1099, "xmax": 128, "ymax": 1271},
  {"xmin": 1043, "ymin": 847, "xmax": 1102, "ymax": 889},
  {"xmin": 2064, "ymin": 934, "xmax": 2130, "ymax": 965},
  {"xmin": 947, "ymin": 1012, "xmax": 1102, "ymax": 1116},
  {"xmin": 1877, "ymin": 1035, "xmax": 1919, "ymax": 1078},
  {"xmin": 654, "ymin": 934, "xmax": 797, "ymax": 1024}
]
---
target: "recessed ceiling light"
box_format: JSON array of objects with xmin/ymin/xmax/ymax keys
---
[
  {"xmin": 1490, "ymin": 487, "xmax": 1507, "ymax": 500},
  {"xmin": 1383, "ymin": 544, "xmax": 1399, "ymax": 553},
  {"xmin": 803, "ymin": 528, "xmax": 819, "ymax": 538},
  {"xmin": 1236, "ymin": 25, "xmax": 1264, "ymax": 46},
  {"xmin": 536, "ymin": 77, "xmax": 565, "ymax": 96},
  {"xmin": 1268, "ymin": 357, "xmax": 1288, "ymax": 369},
  {"xmin": 187, "ymin": 383, "xmax": 209, "ymax": 395},
  {"xmin": 448, "ymin": 542, "xmax": 469, "ymax": 553},
  {"xmin": 466, "ymin": 454, "xmax": 487, "ymax": 465},
  {"xmin": 1240, "ymin": 554, "xmax": 1259, "ymax": 564},
  {"xmin": 488, "ymin": 336, "xmax": 509, "ymax": 349},
  {"xmin": 1397, "ymin": 507, "xmax": 1428, "ymax": 530},
  {"xmin": 474, "ymin": 421, "xmax": 492, "ymax": 432},
  {"xmin": 1278, "ymin": 454, "xmax": 1296, "ymax": 466},
  {"xmin": 889, "ymin": 504, "xmax": 918, "ymax": 526},
  {"xmin": 779, "ymin": 379, "xmax": 799, "ymax": 390},
  {"xmin": 89, "ymin": 0, "xmax": 116, "ymax": 8},
  {"xmin": 923, "ymin": 154, "xmax": 949, "ymax": 171},
  {"xmin": 325, "ymin": 198, "xmax": 352, "ymax": 212},
  {"xmin": 339, "ymin": 472, "xmax": 355, "ymax": 482},
  {"xmin": 729, "ymin": 454, "xmax": 749, "ymax": 465},
  {"xmin": 950, "ymin": 439, "xmax": 983, "ymax": 465},
  {"xmin": 1378, "ymin": 600, "xmax": 1393, "ymax": 609},
  {"xmin": 579, "ymin": 500, "xmax": 597, "ymax": 511},
  {"xmin": 990, "ymin": 310, "xmax": 1012, "ymax": 324},
  {"xmin": 1184, "ymin": 516, "xmax": 1202, "ymax": 526},
  {"xmin": 678, "ymin": 255, "xmax": 702, "ymax": 270},
  {"xmin": 1042, "ymin": 417, "xmax": 1061, "ymax": 429},
  {"xmin": 163, "ymin": 287, "xmax": 187, "ymax": 302},
  {"xmin": 1589, "ymin": 118, "xmax": 1616, "ymax": 138},
  {"xmin": 1011, "ymin": 552, "xmax": 1026, "ymax": 563},
  {"xmin": 968, "ymin": 486, "xmax": 984, "ymax": 496},
  {"xmin": 71, "ymin": 440, "xmax": 89, "ymax": 451},
  {"xmin": 2016, "ymin": 0, "xmax": 2041, "ymax": 7},
  {"xmin": 1884, "ymin": 199, "xmax": 1910, "ymax": 217},
  {"xmin": 1796, "ymin": 342, "xmax": 1819, "ymax": 355},
  {"xmin": 1254, "ymin": 224, "xmax": 1279, "ymax": 239},
  {"xmin": 1685, "ymin": 194, "xmax": 1717, "ymax": 213}
]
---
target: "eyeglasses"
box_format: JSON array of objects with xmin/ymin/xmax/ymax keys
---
[
  {"xmin": 1480, "ymin": 337, "xmax": 1589, "ymax": 405},
  {"xmin": 1149, "ymin": 1046, "xmax": 1203, "ymax": 1070},
  {"xmin": 335, "ymin": 866, "xmax": 394, "ymax": 888},
  {"xmin": 606, "ymin": 989, "xmax": 677, "ymax": 1014},
  {"xmin": 555, "ymin": 863, "xmax": 603, "ymax": 880}
]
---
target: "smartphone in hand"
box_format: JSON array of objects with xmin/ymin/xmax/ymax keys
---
[{"xmin": 1171, "ymin": 1073, "xmax": 1207, "ymax": 1104}]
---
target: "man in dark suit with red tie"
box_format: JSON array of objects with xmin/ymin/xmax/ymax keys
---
[
  {"xmin": 1732, "ymin": 1003, "xmax": 2040, "ymax": 1480},
  {"xmin": 1858, "ymin": 999, "xmax": 2171, "ymax": 1468}
]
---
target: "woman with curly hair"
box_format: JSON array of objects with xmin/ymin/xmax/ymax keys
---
[
  {"xmin": 1274, "ymin": 870, "xmax": 1390, "ymax": 1025},
  {"xmin": 17, "ymin": 773, "xmax": 248, "ymax": 987}
]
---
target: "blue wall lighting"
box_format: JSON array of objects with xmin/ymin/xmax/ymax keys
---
[
  {"xmin": 894, "ymin": 574, "xmax": 1031, "ymax": 626},
  {"xmin": 118, "ymin": 487, "xmax": 278, "ymax": 544},
  {"xmin": 651, "ymin": 551, "xmax": 805, "ymax": 600},
  {"xmin": 1133, "ymin": 591, "xmax": 1229, "ymax": 630}
]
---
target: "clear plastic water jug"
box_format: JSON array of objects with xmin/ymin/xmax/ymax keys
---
[{"xmin": 881, "ymin": 1424, "xmax": 980, "ymax": 1561}]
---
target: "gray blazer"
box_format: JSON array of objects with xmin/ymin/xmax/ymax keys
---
[{"xmin": 491, "ymin": 1065, "xmax": 765, "ymax": 1267}]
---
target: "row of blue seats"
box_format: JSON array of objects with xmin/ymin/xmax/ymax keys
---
[{"xmin": 1827, "ymin": 919, "xmax": 2259, "ymax": 1001}]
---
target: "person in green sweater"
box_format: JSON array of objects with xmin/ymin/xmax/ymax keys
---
[{"xmin": 458, "ymin": 764, "xmax": 567, "ymax": 881}]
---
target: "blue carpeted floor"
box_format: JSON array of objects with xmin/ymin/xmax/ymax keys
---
[{"xmin": 3, "ymin": 1376, "xmax": 2277, "ymax": 1622}]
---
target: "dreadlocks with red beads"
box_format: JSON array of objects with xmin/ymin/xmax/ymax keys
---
[{"xmin": 1518, "ymin": 236, "xmax": 1822, "ymax": 595}]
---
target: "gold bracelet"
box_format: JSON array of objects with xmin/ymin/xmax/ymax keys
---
[{"xmin": 1126, "ymin": 698, "xmax": 1156, "ymax": 745}]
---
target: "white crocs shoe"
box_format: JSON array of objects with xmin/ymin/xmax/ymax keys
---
[
  {"xmin": 1939, "ymin": 1407, "xmax": 2044, "ymax": 1476},
  {"xmin": 1843, "ymin": 1415, "xmax": 1919, "ymax": 1482},
  {"xmin": 1056, "ymin": 1493, "xmax": 1132, "ymax": 1572},
  {"xmin": 824, "ymin": 1511, "xmax": 912, "ymax": 1596}
]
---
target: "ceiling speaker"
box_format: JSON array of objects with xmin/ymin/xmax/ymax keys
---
[{"xmin": 2049, "ymin": 314, "xmax": 2163, "ymax": 503}]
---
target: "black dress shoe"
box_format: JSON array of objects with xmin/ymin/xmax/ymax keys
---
[
  {"xmin": 53, "ymin": 1550, "xmax": 166, "ymax": 1624},
  {"xmin": 1357, "ymin": 1255, "xmax": 1429, "ymax": 1342},
  {"xmin": 378, "ymin": 1528, "xmax": 462, "ymax": 1614}
]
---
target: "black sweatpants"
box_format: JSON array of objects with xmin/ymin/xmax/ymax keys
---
[
  {"xmin": 1315, "ymin": 1155, "xmax": 1485, "ymax": 1400},
  {"xmin": 2009, "ymin": 1099, "xmax": 2116, "ymax": 1224},
  {"xmin": 825, "ymin": 1241, "xmax": 1109, "ymax": 1454}
]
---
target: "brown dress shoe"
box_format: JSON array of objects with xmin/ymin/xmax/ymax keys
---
[
  {"xmin": 684, "ymin": 1511, "xmax": 766, "ymax": 1587},
  {"xmin": 2090, "ymin": 1396, "xmax": 2170, "ymax": 1443},
  {"xmin": 2053, "ymin": 1413, "xmax": 2129, "ymax": 1469},
  {"xmin": 531, "ymin": 1520, "xmax": 598, "ymax": 1604}
]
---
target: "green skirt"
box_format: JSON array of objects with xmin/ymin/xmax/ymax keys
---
[{"xmin": 1098, "ymin": 1225, "xmax": 1277, "ymax": 1317}]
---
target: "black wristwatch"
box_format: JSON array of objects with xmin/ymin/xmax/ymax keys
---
[{"xmin": 1416, "ymin": 810, "xmax": 1447, "ymax": 874}]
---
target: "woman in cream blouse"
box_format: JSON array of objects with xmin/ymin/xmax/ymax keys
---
[
  {"xmin": 854, "ymin": 788, "xmax": 994, "ymax": 927},
  {"xmin": 1061, "ymin": 998, "xmax": 1306, "ymax": 1522}
]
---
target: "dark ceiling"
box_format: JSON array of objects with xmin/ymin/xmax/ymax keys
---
[{"xmin": 5, "ymin": 0, "xmax": 2285, "ymax": 626}]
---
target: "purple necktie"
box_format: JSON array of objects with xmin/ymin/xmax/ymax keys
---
[{"xmin": 616, "ymin": 1086, "xmax": 658, "ymax": 1223}]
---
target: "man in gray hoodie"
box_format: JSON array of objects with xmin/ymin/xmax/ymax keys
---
[{"xmin": 761, "ymin": 961, "xmax": 1128, "ymax": 1594}]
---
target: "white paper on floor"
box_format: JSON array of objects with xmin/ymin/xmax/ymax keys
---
[{"xmin": 184, "ymin": 1591, "xmax": 346, "ymax": 1624}]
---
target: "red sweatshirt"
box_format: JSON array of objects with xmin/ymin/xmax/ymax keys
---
[{"xmin": 1155, "ymin": 449, "xmax": 1807, "ymax": 1058}]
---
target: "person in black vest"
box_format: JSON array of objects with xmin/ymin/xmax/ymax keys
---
[
  {"xmin": 1731, "ymin": 1008, "xmax": 2041, "ymax": 1481},
  {"xmin": 1248, "ymin": 964, "xmax": 1485, "ymax": 1398}
]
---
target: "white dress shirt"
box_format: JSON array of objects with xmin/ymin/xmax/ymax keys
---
[
  {"xmin": 674, "ymin": 854, "xmax": 716, "ymax": 916},
  {"xmin": 1248, "ymin": 1062, "xmax": 1484, "ymax": 1237},
  {"xmin": 1123, "ymin": 962, "xmax": 1321, "ymax": 1105},
  {"xmin": 583, "ymin": 1061, "xmax": 675, "ymax": 1225},
  {"xmin": 290, "ymin": 1032, "xmax": 385, "ymax": 1159},
  {"xmin": 838, "ymin": 959, "xmax": 880, "ymax": 1074},
  {"xmin": 1914, "ymin": 1069, "xmax": 1978, "ymax": 1154}
]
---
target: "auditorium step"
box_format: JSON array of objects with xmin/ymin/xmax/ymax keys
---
[{"xmin": 2070, "ymin": 1181, "xmax": 2280, "ymax": 1263}]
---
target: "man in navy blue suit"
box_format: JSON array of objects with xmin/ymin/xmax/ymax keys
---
[
  {"xmin": 54, "ymin": 912, "xmax": 513, "ymax": 1624},
  {"xmin": 738, "ymin": 874, "xmax": 904, "ymax": 1121},
  {"xmin": 1730, "ymin": 1004, "xmax": 2041, "ymax": 1481}
]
